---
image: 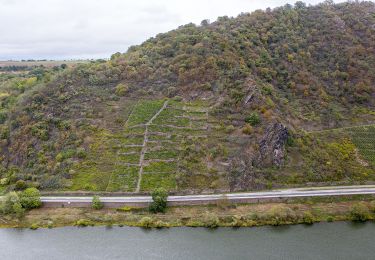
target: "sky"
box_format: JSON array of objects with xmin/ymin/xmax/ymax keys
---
[{"xmin": 0, "ymin": 0, "xmax": 345, "ymax": 60}]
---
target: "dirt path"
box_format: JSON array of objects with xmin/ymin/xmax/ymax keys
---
[{"xmin": 135, "ymin": 100, "xmax": 169, "ymax": 192}]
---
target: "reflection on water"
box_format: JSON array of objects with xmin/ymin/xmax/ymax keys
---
[{"xmin": 0, "ymin": 221, "xmax": 374, "ymax": 260}]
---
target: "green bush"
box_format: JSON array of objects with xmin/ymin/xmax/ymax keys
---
[
  {"xmin": 76, "ymin": 219, "xmax": 93, "ymax": 227},
  {"xmin": 19, "ymin": 188, "xmax": 42, "ymax": 209},
  {"xmin": 115, "ymin": 83, "xmax": 129, "ymax": 96},
  {"xmin": 245, "ymin": 112, "xmax": 261, "ymax": 126},
  {"xmin": 350, "ymin": 203, "xmax": 371, "ymax": 222},
  {"xmin": 15, "ymin": 180, "xmax": 27, "ymax": 190},
  {"xmin": 302, "ymin": 211, "xmax": 315, "ymax": 224},
  {"xmin": 30, "ymin": 223, "xmax": 39, "ymax": 230},
  {"xmin": 92, "ymin": 195, "xmax": 104, "ymax": 210},
  {"xmin": 140, "ymin": 217, "xmax": 154, "ymax": 228},
  {"xmin": 1, "ymin": 192, "xmax": 25, "ymax": 217},
  {"xmin": 149, "ymin": 188, "xmax": 168, "ymax": 213},
  {"xmin": 203, "ymin": 213, "xmax": 219, "ymax": 228}
]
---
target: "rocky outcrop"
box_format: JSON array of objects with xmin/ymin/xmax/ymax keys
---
[
  {"xmin": 255, "ymin": 122, "xmax": 289, "ymax": 167},
  {"xmin": 228, "ymin": 157, "xmax": 265, "ymax": 191}
]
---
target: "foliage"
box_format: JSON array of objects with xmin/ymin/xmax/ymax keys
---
[
  {"xmin": 115, "ymin": 83, "xmax": 129, "ymax": 96},
  {"xmin": 92, "ymin": 195, "xmax": 104, "ymax": 210},
  {"xmin": 149, "ymin": 188, "xmax": 168, "ymax": 213},
  {"xmin": 350, "ymin": 203, "xmax": 371, "ymax": 222},
  {"xmin": 19, "ymin": 188, "xmax": 42, "ymax": 209},
  {"xmin": 1, "ymin": 192, "xmax": 25, "ymax": 217},
  {"xmin": 245, "ymin": 113, "xmax": 261, "ymax": 126}
]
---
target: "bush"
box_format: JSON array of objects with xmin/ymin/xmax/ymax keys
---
[
  {"xmin": 203, "ymin": 213, "xmax": 219, "ymax": 228},
  {"xmin": 15, "ymin": 180, "xmax": 27, "ymax": 190},
  {"xmin": 302, "ymin": 211, "xmax": 315, "ymax": 224},
  {"xmin": 149, "ymin": 188, "xmax": 168, "ymax": 213},
  {"xmin": 30, "ymin": 223, "xmax": 39, "ymax": 230},
  {"xmin": 1, "ymin": 192, "xmax": 25, "ymax": 217},
  {"xmin": 92, "ymin": 195, "xmax": 104, "ymax": 210},
  {"xmin": 245, "ymin": 112, "xmax": 261, "ymax": 126},
  {"xmin": 242, "ymin": 124, "xmax": 253, "ymax": 135},
  {"xmin": 140, "ymin": 217, "xmax": 154, "ymax": 228},
  {"xmin": 76, "ymin": 219, "xmax": 92, "ymax": 227},
  {"xmin": 115, "ymin": 83, "xmax": 129, "ymax": 96},
  {"xmin": 19, "ymin": 188, "xmax": 42, "ymax": 209},
  {"xmin": 350, "ymin": 203, "xmax": 371, "ymax": 222}
]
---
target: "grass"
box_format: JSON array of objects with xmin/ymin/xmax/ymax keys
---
[
  {"xmin": 346, "ymin": 125, "xmax": 375, "ymax": 166},
  {"xmin": 126, "ymin": 100, "xmax": 165, "ymax": 126},
  {"xmin": 144, "ymin": 150, "xmax": 178, "ymax": 160},
  {"xmin": 106, "ymin": 166, "xmax": 139, "ymax": 191},
  {"xmin": 140, "ymin": 173, "xmax": 176, "ymax": 191},
  {"xmin": 143, "ymin": 161, "xmax": 177, "ymax": 173}
]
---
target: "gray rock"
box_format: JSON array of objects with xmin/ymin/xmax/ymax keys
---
[{"xmin": 255, "ymin": 122, "xmax": 289, "ymax": 167}]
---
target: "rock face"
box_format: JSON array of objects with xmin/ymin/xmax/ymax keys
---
[
  {"xmin": 255, "ymin": 122, "xmax": 289, "ymax": 167},
  {"xmin": 228, "ymin": 157, "xmax": 264, "ymax": 191}
]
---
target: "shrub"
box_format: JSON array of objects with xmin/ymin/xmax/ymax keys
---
[
  {"xmin": 242, "ymin": 124, "xmax": 253, "ymax": 135},
  {"xmin": 115, "ymin": 83, "xmax": 129, "ymax": 96},
  {"xmin": 1, "ymin": 192, "xmax": 25, "ymax": 217},
  {"xmin": 203, "ymin": 213, "xmax": 219, "ymax": 228},
  {"xmin": 15, "ymin": 180, "xmax": 27, "ymax": 190},
  {"xmin": 302, "ymin": 211, "xmax": 315, "ymax": 224},
  {"xmin": 30, "ymin": 223, "xmax": 39, "ymax": 230},
  {"xmin": 19, "ymin": 188, "xmax": 42, "ymax": 209},
  {"xmin": 76, "ymin": 148, "xmax": 87, "ymax": 159},
  {"xmin": 92, "ymin": 195, "xmax": 104, "ymax": 210},
  {"xmin": 149, "ymin": 188, "xmax": 168, "ymax": 213},
  {"xmin": 350, "ymin": 203, "xmax": 370, "ymax": 222},
  {"xmin": 245, "ymin": 112, "xmax": 261, "ymax": 126},
  {"xmin": 140, "ymin": 217, "xmax": 154, "ymax": 228},
  {"xmin": 76, "ymin": 219, "xmax": 92, "ymax": 227}
]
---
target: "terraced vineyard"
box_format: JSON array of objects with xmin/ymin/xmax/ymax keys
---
[
  {"xmin": 345, "ymin": 125, "xmax": 375, "ymax": 167},
  {"xmin": 71, "ymin": 99, "xmax": 218, "ymax": 192}
]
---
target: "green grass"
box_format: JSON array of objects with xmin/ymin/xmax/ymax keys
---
[
  {"xmin": 126, "ymin": 100, "xmax": 165, "ymax": 126},
  {"xmin": 118, "ymin": 153, "xmax": 140, "ymax": 164},
  {"xmin": 140, "ymin": 173, "xmax": 176, "ymax": 191},
  {"xmin": 106, "ymin": 166, "xmax": 139, "ymax": 191},
  {"xmin": 143, "ymin": 161, "xmax": 177, "ymax": 173},
  {"xmin": 346, "ymin": 125, "xmax": 375, "ymax": 166},
  {"xmin": 144, "ymin": 150, "xmax": 178, "ymax": 160}
]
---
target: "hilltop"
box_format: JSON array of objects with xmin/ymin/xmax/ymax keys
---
[{"xmin": 0, "ymin": 1, "xmax": 375, "ymax": 193}]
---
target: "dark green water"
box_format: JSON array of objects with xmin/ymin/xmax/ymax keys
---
[{"xmin": 0, "ymin": 222, "xmax": 374, "ymax": 260}]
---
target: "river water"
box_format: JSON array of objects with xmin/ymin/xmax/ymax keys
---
[{"xmin": 0, "ymin": 221, "xmax": 374, "ymax": 260}]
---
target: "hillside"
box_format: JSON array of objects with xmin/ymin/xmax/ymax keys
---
[{"xmin": 1, "ymin": 1, "xmax": 375, "ymax": 193}]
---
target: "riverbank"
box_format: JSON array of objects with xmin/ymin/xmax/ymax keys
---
[{"xmin": 1, "ymin": 196, "xmax": 375, "ymax": 229}]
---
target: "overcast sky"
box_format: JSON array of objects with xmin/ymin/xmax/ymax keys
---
[{"xmin": 0, "ymin": 0, "xmax": 346, "ymax": 60}]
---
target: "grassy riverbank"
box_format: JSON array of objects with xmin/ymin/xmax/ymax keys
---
[{"xmin": 1, "ymin": 196, "xmax": 375, "ymax": 229}]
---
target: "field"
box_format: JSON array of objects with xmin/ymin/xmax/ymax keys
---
[
  {"xmin": 71, "ymin": 98, "xmax": 222, "ymax": 192},
  {"xmin": 346, "ymin": 125, "xmax": 375, "ymax": 167}
]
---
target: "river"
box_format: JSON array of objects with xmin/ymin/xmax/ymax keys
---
[{"xmin": 0, "ymin": 221, "xmax": 374, "ymax": 259}]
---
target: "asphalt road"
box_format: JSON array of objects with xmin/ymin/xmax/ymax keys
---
[{"xmin": 39, "ymin": 185, "xmax": 375, "ymax": 205}]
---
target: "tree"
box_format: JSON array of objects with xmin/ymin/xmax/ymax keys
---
[
  {"xmin": 19, "ymin": 188, "xmax": 42, "ymax": 209},
  {"xmin": 149, "ymin": 188, "xmax": 168, "ymax": 213},
  {"xmin": 1, "ymin": 192, "xmax": 25, "ymax": 217},
  {"xmin": 92, "ymin": 195, "xmax": 104, "ymax": 210}
]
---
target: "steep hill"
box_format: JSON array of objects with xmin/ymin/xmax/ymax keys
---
[{"xmin": 1, "ymin": 1, "xmax": 375, "ymax": 193}]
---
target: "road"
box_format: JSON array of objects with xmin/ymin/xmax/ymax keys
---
[{"xmin": 39, "ymin": 185, "xmax": 375, "ymax": 207}]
